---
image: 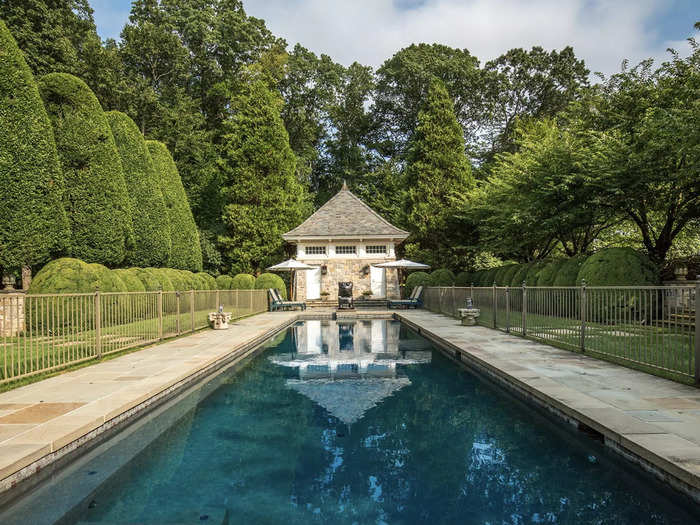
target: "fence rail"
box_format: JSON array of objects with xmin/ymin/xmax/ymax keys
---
[
  {"xmin": 424, "ymin": 285, "xmax": 699, "ymax": 384},
  {"xmin": 0, "ymin": 289, "xmax": 269, "ymax": 384}
]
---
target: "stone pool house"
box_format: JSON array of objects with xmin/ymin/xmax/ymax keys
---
[{"xmin": 282, "ymin": 182, "xmax": 409, "ymax": 302}]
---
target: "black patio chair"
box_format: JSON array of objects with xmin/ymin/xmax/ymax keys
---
[{"xmin": 338, "ymin": 281, "xmax": 354, "ymax": 309}]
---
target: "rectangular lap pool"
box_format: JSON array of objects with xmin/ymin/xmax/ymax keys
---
[{"xmin": 1, "ymin": 320, "xmax": 698, "ymax": 524}]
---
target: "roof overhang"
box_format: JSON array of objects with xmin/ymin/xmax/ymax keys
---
[{"xmin": 282, "ymin": 233, "xmax": 410, "ymax": 243}]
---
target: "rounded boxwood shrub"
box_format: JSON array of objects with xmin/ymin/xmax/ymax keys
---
[
  {"xmin": 525, "ymin": 261, "xmax": 547, "ymax": 286},
  {"xmin": 216, "ymin": 275, "xmax": 233, "ymax": 290},
  {"xmin": 28, "ymin": 258, "xmax": 101, "ymax": 294},
  {"xmin": 0, "ymin": 20, "xmax": 70, "ymax": 273},
  {"xmin": 536, "ymin": 260, "xmax": 567, "ymax": 287},
  {"xmin": 455, "ymin": 271, "xmax": 471, "ymax": 287},
  {"xmin": 254, "ymin": 273, "xmax": 287, "ymax": 299},
  {"xmin": 577, "ymin": 248, "xmax": 658, "ymax": 286},
  {"xmin": 428, "ymin": 268, "xmax": 455, "ymax": 286},
  {"xmin": 147, "ymin": 140, "xmax": 203, "ymax": 272},
  {"xmin": 113, "ymin": 269, "xmax": 146, "ymax": 292},
  {"xmin": 405, "ymin": 271, "xmax": 430, "ymax": 296},
  {"xmin": 142, "ymin": 268, "xmax": 175, "ymax": 291},
  {"xmin": 231, "ymin": 273, "xmax": 255, "ymax": 290},
  {"xmin": 553, "ymin": 256, "xmax": 587, "ymax": 286},
  {"xmin": 87, "ymin": 263, "xmax": 127, "ymax": 292},
  {"xmin": 482, "ymin": 267, "xmax": 499, "ymax": 286},
  {"xmin": 196, "ymin": 272, "xmax": 216, "ymax": 290},
  {"xmin": 500, "ymin": 264, "xmax": 521, "ymax": 287},
  {"xmin": 192, "ymin": 272, "xmax": 209, "ymax": 290},
  {"xmin": 107, "ymin": 112, "xmax": 171, "ymax": 267},
  {"xmin": 469, "ymin": 270, "xmax": 483, "ymax": 286},
  {"xmin": 511, "ymin": 264, "xmax": 532, "ymax": 287},
  {"xmin": 38, "ymin": 73, "xmax": 134, "ymax": 267}
]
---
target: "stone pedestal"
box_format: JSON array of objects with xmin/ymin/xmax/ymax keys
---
[
  {"xmin": 458, "ymin": 308, "xmax": 480, "ymax": 326},
  {"xmin": 208, "ymin": 312, "xmax": 232, "ymax": 330},
  {"xmin": 0, "ymin": 293, "xmax": 25, "ymax": 336}
]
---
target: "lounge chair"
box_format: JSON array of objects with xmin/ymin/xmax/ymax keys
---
[
  {"xmin": 338, "ymin": 282, "xmax": 354, "ymax": 309},
  {"xmin": 388, "ymin": 286, "xmax": 423, "ymax": 309},
  {"xmin": 269, "ymin": 289, "xmax": 306, "ymax": 311}
]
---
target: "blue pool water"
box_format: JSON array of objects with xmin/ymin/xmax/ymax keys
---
[{"xmin": 4, "ymin": 320, "xmax": 699, "ymax": 524}]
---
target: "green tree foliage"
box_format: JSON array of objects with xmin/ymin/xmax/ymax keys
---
[
  {"xmin": 146, "ymin": 140, "xmax": 203, "ymax": 271},
  {"xmin": 0, "ymin": 20, "xmax": 70, "ymax": 274},
  {"xmin": 468, "ymin": 119, "xmax": 615, "ymax": 261},
  {"xmin": 38, "ymin": 73, "xmax": 134, "ymax": 267},
  {"xmin": 524, "ymin": 261, "xmax": 547, "ymax": 286},
  {"xmin": 580, "ymin": 44, "xmax": 700, "ymax": 268},
  {"xmin": 577, "ymin": 248, "xmax": 657, "ymax": 286},
  {"xmin": 428, "ymin": 269, "xmax": 455, "ymax": 286},
  {"xmin": 478, "ymin": 46, "xmax": 589, "ymax": 163},
  {"xmin": 107, "ymin": 112, "xmax": 171, "ymax": 267},
  {"xmin": 552, "ymin": 257, "xmax": 587, "ymax": 286},
  {"xmin": 254, "ymin": 273, "xmax": 286, "ymax": 299},
  {"xmin": 113, "ymin": 268, "xmax": 146, "ymax": 292},
  {"xmin": 511, "ymin": 264, "xmax": 532, "ymax": 287},
  {"xmin": 0, "ymin": 0, "xmax": 102, "ymax": 77},
  {"xmin": 231, "ymin": 274, "xmax": 255, "ymax": 290},
  {"xmin": 500, "ymin": 265, "xmax": 521, "ymax": 286},
  {"xmin": 404, "ymin": 78, "xmax": 474, "ymax": 267},
  {"xmin": 218, "ymin": 70, "xmax": 311, "ymax": 274},
  {"xmin": 28, "ymin": 257, "xmax": 116, "ymax": 294},
  {"xmin": 373, "ymin": 43, "xmax": 480, "ymax": 158},
  {"xmin": 405, "ymin": 271, "xmax": 430, "ymax": 296}
]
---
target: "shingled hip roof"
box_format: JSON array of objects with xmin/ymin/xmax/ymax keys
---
[{"xmin": 282, "ymin": 183, "xmax": 409, "ymax": 241}]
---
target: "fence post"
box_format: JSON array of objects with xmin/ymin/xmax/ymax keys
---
[
  {"xmin": 580, "ymin": 280, "xmax": 587, "ymax": 353},
  {"xmin": 470, "ymin": 282, "xmax": 474, "ymax": 302},
  {"xmin": 522, "ymin": 281, "xmax": 527, "ymax": 337},
  {"xmin": 216, "ymin": 289, "xmax": 220, "ymax": 311},
  {"xmin": 190, "ymin": 290, "xmax": 195, "ymax": 332},
  {"xmin": 505, "ymin": 286, "xmax": 510, "ymax": 333},
  {"xmin": 492, "ymin": 283, "xmax": 497, "ymax": 329},
  {"xmin": 94, "ymin": 288, "xmax": 102, "ymax": 358},
  {"xmin": 158, "ymin": 288, "xmax": 163, "ymax": 340},
  {"xmin": 695, "ymin": 282, "xmax": 700, "ymax": 384},
  {"xmin": 176, "ymin": 291, "xmax": 180, "ymax": 335}
]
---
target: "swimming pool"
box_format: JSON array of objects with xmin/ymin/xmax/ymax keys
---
[{"xmin": 2, "ymin": 320, "xmax": 698, "ymax": 524}]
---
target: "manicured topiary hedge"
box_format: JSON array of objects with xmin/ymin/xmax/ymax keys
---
[
  {"xmin": 38, "ymin": 73, "xmax": 134, "ymax": 267},
  {"xmin": 405, "ymin": 271, "xmax": 430, "ymax": 296},
  {"xmin": 147, "ymin": 140, "xmax": 203, "ymax": 272},
  {"xmin": 455, "ymin": 271, "xmax": 471, "ymax": 287},
  {"xmin": 87, "ymin": 263, "xmax": 127, "ymax": 292},
  {"xmin": 254, "ymin": 273, "xmax": 286, "ymax": 299},
  {"xmin": 107, "ymin": 112, "xmax": 171, "ymax": 267},
  {"xmin": 231, "ymin": 273, "xmax": 255, "ymax": 290},
  {"xmin": 0, "ymin": 20, "xmax": 70, "ymax": 272},
  {"xmin": 536, "ymin": 260, "xmax": 567, "ymax": 287},
  {"xmin": 216, "ymin": 275, "xmax": 234, "ymax": 290},
  {"xmin": 524, "ymin": 261, "xmax": 547, "ymax": 286},
  {"xmin": 196, "ymin": 272, "xmax": 216, "ymax": 290},
  {"xmin": 428, "ymin": 268, "xmax": 455, "ymax": 286},
  {"xmin": 28, "ymin": 258, "xmax": 101, "ymax": 294},
  {"xmin": 141, "ymin": 268, "xmax": 175, "ymax": 291},
  {"xmin": 577, "ymin": 248, "xmax": 658, "ymax": 286},
  {"xmin": 511, "ymin": 264, "xmax": 531, "ymax": 287},
  {"xmin": 500, "ymin": 264, "xmax": 521, "ymax": 286},
  {"xmin": 552, "ymin": 256, "xmax": 587, "ymax": 286},
  {"xmin": 113, "ymin": 269, "xmax": 146, "ymax": 292}
]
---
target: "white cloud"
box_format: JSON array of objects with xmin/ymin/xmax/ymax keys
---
[{"xmin": 243, "ymin": 0, "xmax": 698, "ymax": 76}]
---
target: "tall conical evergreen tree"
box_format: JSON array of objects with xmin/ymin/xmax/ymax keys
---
[
  {"xmin": 217, "ymin": 71, "xmax": 311, "ymax": 274},
  {"xmin": 404, "ymin": 77, "xmax": 473, "ymax": 265},
  {"xmin": 38, "ymin": 73, "xmax": 134, "ymax": 267},
  {"xmin": 147, "ymin": 140, "xmax": 203, "ymax": 272},
  {"xmin": 0, "ymin": 19, "xmax": 69, "ymax": 275},
  {"xmin": 107, "ymin": 111, "xmax": 171, "ymax": 267}
]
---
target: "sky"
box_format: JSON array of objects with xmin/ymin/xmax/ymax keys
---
[{"xmin": 91, "ymin": 0, "xmax": 699, "ymax": 76}]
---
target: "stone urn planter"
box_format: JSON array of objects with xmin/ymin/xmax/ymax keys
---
[
  {"xmin": 458, "ymin": 308, "xmax": 481, "ymax": 326},
  {"xmin": 208, "ymin": 310, "xmax": 232, "ymax": 330}
]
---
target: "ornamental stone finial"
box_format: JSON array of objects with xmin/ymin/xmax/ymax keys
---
[{"xmin": 341, "ymin": 179, "xmax": 348, "ymax": 191}]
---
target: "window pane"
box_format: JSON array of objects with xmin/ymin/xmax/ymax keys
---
[
  {"xmin": 366, "ymin": 245, "xmax": 386, "ymax": 254},
  {"xmin": 335, "ymin": 245, "xmax": 356, "ymax": 255},
  {"xmin": 306, "ymin": 246, "xmax": 326, "ymax": 255}
]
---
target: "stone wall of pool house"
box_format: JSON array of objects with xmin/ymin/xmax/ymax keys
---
[{"xmin": 296, "ymin": 259, "xmax": 400, "ymax": 301}]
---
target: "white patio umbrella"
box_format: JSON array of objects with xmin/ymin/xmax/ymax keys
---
[
  {"xmin": 266, "ymin": 259, "xmax": 316, "ymax": 300},
  {"xmin": 374, "ymin": 259, "xmax": 431, "ymax": 298}
]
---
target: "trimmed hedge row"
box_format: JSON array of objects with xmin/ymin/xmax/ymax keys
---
[{"xmin": 463, "ymin": 248, "xmax": 659, "ymax": 288}]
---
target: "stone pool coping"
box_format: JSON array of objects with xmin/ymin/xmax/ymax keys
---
[
  {"xmin": 396, "ymin": 310, "xmax": 700, "ymax": 504},
  {"xmin": 0, "ymin": 308, "xmax": 698, "ymax": 505}
]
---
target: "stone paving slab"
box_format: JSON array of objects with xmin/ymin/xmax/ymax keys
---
[
  {"xmin": 396, "ymin": 310, "xmax": 700, "ymax": 501},
  {"xmin": 0, "ymin": 312, "xmax": 297, "ymax": 489}
]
